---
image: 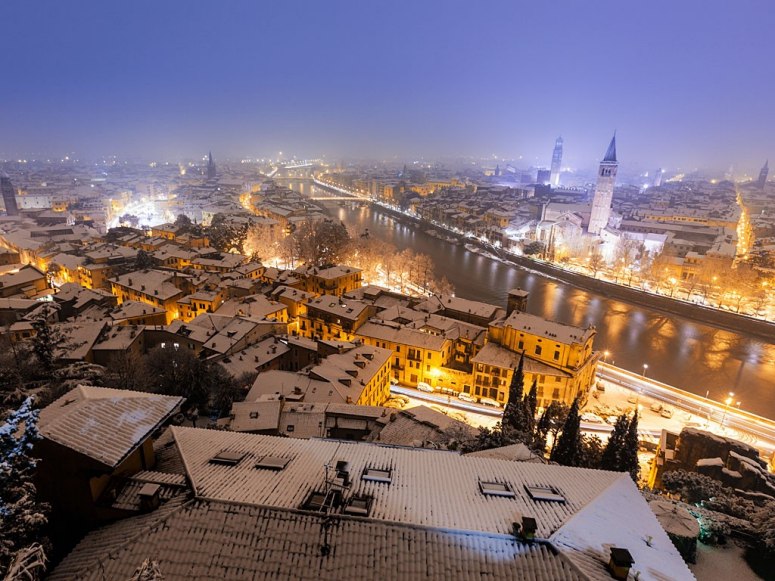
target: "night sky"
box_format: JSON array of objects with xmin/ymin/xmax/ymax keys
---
[{"xmin": 1, "ymin": 0, "xmax": 772, "ymax": 171}]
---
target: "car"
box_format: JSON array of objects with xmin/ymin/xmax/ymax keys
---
[
  {"xmin": 650, "ymin": 402, "xmax": 663, "ymax": 413},
  {"xmin": 392, "ymin": 394, "xmax": 410, "ymax": 405},
  {"xmin": 605, "ymin": 415, "xmax": 619, "ymax": 425},
  {"xmin": 458, "ymin": 392, "xmax": 475, "ymax": 403},
  {"xmin": 580, "ymin": 412, "xmax": 604, "ymax": 423},
  {"xmin": 627, "ymin": 395, "xmax": 639, "ymax": 404},
  {"xmin": 417, "ymin": 382, "xmax": 434, "ymax": 393},
  {"xmin": 660, "ymin": 408, "xmax": 674, "ymax": 419},
  {"xmin": 596, "ymin": 382, "xmax": 606, "ymax": 392},
  {"xmin": 479, "ymin": 397, "xmax": 500, "ymax": 407},
  {"xmin": 440, "ymin": 387, "xmax": 457, "ymax": 396},
  {"xmin": 389, "ymin": 377, "xmax": 399, "ymax": 386}
]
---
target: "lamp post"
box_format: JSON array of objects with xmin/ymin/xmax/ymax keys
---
[
  {"xmin": 720, "ymin": 392, "xmax": 735, "ymax": 429},
  {"xmin": 603, "ymin": 350, "xmax": 610, "ymax": 363},
  {"xmin": 642, "ymin": 363, "xmax": 648, "ymax": 377}
]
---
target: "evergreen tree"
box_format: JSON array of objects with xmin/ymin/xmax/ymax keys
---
[
  {"xmin": 523, "ymin": 378, "xmax": 538, "ymax": 438},
  {"xmin": 600, "ymin": 414, "xmax": 629, "ymax": 471},
  {"xmin": 550, "ymin": 396, "xmax": 581, "ymax": 466},
  {"xmin": 0, "ymin": 398, "xmax": 50, "ymax": 577},
  {"xmin": 502, "ymin": 354, "xmax": 526, "ymax": 433},
  {"xmin": 622, "ymin": 410, "xmax": 640, "ymax": 482},
  {"xmin": 30, "ymin": 305, "xmax": 61, "ymax": 374}
]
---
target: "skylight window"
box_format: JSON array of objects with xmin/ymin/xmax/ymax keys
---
[
  {"xmin": 525, "ymin": 485, "xmax": 566, "ymax": 503},
  {"xmin": 209, "ymin": 450, "xmax": 246, "ymax": 466},
  {"xmin": 362, "ymin": 468, "xmax": 392, "ymax": 484},
  {"xmin": 479, "ymin": 481, "xmax": 515, "ymax": 498},
  {"xmin": 255, "ymin": 456, "xmax": 290, "ymax": 471},
  {"xmin": 343, "ymin": 495, "xmax": 372, "ymax": 516}
]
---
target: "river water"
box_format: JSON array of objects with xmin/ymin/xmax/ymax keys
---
[{"xmin": 287, "ymin": 179, "xmax": 775, "ymax": 418}]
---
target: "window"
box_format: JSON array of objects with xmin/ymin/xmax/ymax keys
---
[
  {"xmin": 362, "ymin": 468, "xmax": 392, "ymax": 484},
  {"xmin": 535, "ymin": 345, "xmax": 542, "ymax": 356},
  {"xmin": 255, "ymin": 456, "xmax": 290, "ymax": 471},
  {"xmin": 553, "ymin": 350, "xmax": 560, "ymax": 360},
  {"xmin": 343, "ymin": 495, "xmax": 372, "ymax": 516},
  {"xmin": 249, "ymin": 411, "xmax": 259, "ymax": 419},
  {"xmin": 480, "ymin": 481, "xmax": 515, "ymax": 498},
  {"xmin": 525, "ymin": 485, "xmax": 566, "ymax": 503},
  {"xmin": 301, "ymin": 489, "xmax": 342, "ymax": 512},
  {"xmin": 287, "ymin": 424, "xmax": 295, "ymax": 432},
  {"xmin": 518, "ymin": 340, "xmax": 524, "ymax": 350},
  {"xmin": 209, "ymin": 450, "xmax": 247, "ymax": 466}
]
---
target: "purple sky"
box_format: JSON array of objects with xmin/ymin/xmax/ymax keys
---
[{"xmin": 1, "ymin": 0, "xmax": 772, "ymax": 171}]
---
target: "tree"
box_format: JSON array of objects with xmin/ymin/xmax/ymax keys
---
[
  {"xmin": 523, "ymin": 241, "xmax": 545, "ymax": 256},
  {"xmin": 600, "ymin": 414, "xmax": 629, "ymax": 471},
  {"xmin": 577, "ymin": 434, "xmax": 604, "ymax": 469},
  {"xmin": 0, "ymin": 398, "xmax": 50, "ymax": 578},
  {"xmin": 536, "ymin": 401, "xmax": 569, "ymax": 456},
  {"xmin": 30, "ymin": 305, "xmax": 62, "ymax": 374},
  {"xmin": 622, "ymin": 410, "xmax": 640, "ymax": 482},
  {"xmin": 291, "ymin": 220, "xmax": 350, "ymax": 267},
  {"xmin": 174, "ymin": 213, "xmax": 192, "ymax": 232},
  {"xmin": 587, "ymin": 247, "xmax": 606, "ymax": 278},
  {"xmin": 134, "ymin": 249, "xmax": 156, "ymax": 271},
  {"xmin": 550, "ymin": 396, "xmax": 581, "ymax": 466},
  {"xmin": 523, "ymin": 378, "xmax": 538, "ymax": 440},
  {"xmin": 501, "ymin": 354, "xmax": 527, "ymax": 436},
  {"xmin": 661, "ymin": 469, "xmax": 727, "ymax": 504}
]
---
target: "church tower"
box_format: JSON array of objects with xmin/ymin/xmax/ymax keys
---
[
  {"xmin": 1, "ymin": 173, "xmax": 19, "ymax": 216},
  {"xmin": 588, "ymin": 134, "xmax": 618, "ymax": 235},
  {"xmin": 207, "ymin": 151, "xmax": 217, "ymax": 180},
  {"xmin": 550, "ymin": 136, "xmax": 563, "ymax": 187},
  {"xmin": 757, "ymin": 160, "xmax": 768, "ymax": 189}
]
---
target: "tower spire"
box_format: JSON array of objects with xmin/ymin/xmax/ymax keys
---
[{"xmin": 603, "ymin": 132, "xmax": 617, "ymax": 163}]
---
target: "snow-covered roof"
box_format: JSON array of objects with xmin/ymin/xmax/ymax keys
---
[{"xmin": 39, "ymin": 385, "xmax": 183, "ymax": 468}]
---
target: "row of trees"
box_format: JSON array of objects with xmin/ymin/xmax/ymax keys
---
[{"xmin": 465, "ymin": 355, "xmax": 640, "ymax": 481}]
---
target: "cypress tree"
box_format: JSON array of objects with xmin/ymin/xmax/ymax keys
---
[
  {"xmin": 550, "ymin": 396, "xmax": 581, "ymax": 466},
  {"xmin": 502, "ymin": 353, "xmax": 526, "ymax": 433},
  {"xmin": 622, "ymin": 410, "xmax": 640, "ymax": 482},
  {"xmin": 523, "ymin": 378, "xmax": 538, "ymax": 441},
  {"xmin": 600, "ymin": 414, "xmax": 629, "ymax": 471}
]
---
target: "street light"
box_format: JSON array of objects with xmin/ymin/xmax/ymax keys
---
[
  {"xmin": 720, "ymin": 392, "xmax": 735, "ymax": 428},
  {"xmin": 642, "ymin": 363, "xmax": 648, "ymax": 377},
  {"xmin": 603, "ymin": 350, "xmax": 610, "ymax": 363}
]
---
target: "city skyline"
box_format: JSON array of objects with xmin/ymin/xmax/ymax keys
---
[{"xmin": 2, "ymin": 0, "xmax": 774, "ymax": 171}]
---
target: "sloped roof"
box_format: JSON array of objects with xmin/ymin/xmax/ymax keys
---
[
  {"xmin": 171, "ymin": 427, "xmax": 621, "ymax": 537},
  {"xmin": 551, "ymin": 476, "xmax": 695, "ymax": 580},
  {"xmin": 38, "ymin": 385, "xmax": 183, "ymax": 468},
  {"xmin": 49, "ymin": 498, "xmax": 582, "ymax": 581}
]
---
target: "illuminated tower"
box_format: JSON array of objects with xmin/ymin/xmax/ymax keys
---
[
  {"xmin": 1, "ymin": 173, "xmax": 19, "ymax": 216},
  {"xmin": 588, "ymin": 134, "xmax": 618, "ymax": 235},
  {"xmin": 757, "ymin": 160, "xmax": 768, "ymax": 189},
  {"xmin": 652, "ymin": 168, "xmax": 664, "ymax": 188},
  {"xmin": 207, "ymin": 151, "xmax": 217, "ymax": 179},
  {"xmin": 550, "ymin": 136, "xmax": 563, "ymax": 187}
]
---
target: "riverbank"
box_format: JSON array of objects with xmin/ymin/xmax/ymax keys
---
[{"xmin": 358, "ymin": 197, "xmax": 775, "ymax": 343}]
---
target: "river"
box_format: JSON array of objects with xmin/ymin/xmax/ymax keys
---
[{"xmin": 285, "ymin": 179, "xmax": 775, "ymax": 418}]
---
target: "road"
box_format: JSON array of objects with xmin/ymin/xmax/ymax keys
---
[{"xmin": 597, "ymin": 362, "xmax": 775, "ymax": 456}]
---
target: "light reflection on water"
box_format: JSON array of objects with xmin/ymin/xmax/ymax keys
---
[{"xmin": 289, "ymin": 182, "xmax": 775, "ymax": 418}]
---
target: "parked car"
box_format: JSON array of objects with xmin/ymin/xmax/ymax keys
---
[
  {"xmin": 580, "ymin": 412, "xmax": 604, "ymax": 424},
  {"xmin": 660, "ymin": 408, "xmax": 674, "ymax": 419},
  {"xmin": 650, "ymin": 402, "xmax": 663, "ymax": 413},
  {"xmin": 417, "ymin": 382, "xmax": 434, "ymax": 393},
  {"xmin": 458, "ymin": 392, "xmax": 475, "ymax": 403},
  {"xmin": 606, "ymin": 415, "xmax": 619, "ymax": 425},
  {"xmin": 479, "ymin": 397, "xmax": 500, "ymax": 407},
  {"xmin": 390, "ymin": 377, "xmax": 399, "ymax": 386},
  {"xmin": 627, "ymin": 395, "xmax": 639, "ymax": 404},
  {"xmin": 596, "ymin": 382, "xmax": 605, "ymax": 392}
]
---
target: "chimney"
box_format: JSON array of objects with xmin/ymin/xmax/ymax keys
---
[
  {"xmin": 607, "ymin": 548, "xmax": 634, "ymax": 580},
  {"xmin": 513, "ymin": 516, "xmax": 537, "ymax": 542},
  {"xmin": 138, "ymin": 483, "xmax": 161, "ymax": 512}
]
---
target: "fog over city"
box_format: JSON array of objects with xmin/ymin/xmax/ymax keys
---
[{"xmin": 2, "ymin": 0, "xmax": 774, "ymax": 172}]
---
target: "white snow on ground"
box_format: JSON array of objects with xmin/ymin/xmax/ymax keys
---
[{"xmin": 690, "ymin": 541, "xmax": 763, "ymax": 581}]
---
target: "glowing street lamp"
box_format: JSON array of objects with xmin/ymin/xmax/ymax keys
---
[
  {"xmin": 720, "ymin": 392, "xmax": 735, "ymax": 428},
  {"xmin": 642, "ymin": 363, "xmax": 649, "ymax": 377},
  {"xmin": 603, "ymin": 350, "xmax": 610, "ymax": 363}
]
